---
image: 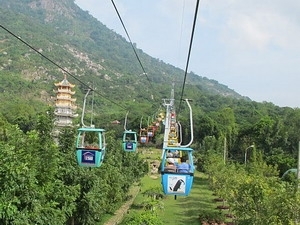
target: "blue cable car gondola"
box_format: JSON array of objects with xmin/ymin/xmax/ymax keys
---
[
  {"xmin": 160, "ymin": 147, "xmax": 194, "ymax": 196},
  {"xmin": 76, "ymin": 127, "xmax": 106, "ymax": 167},
  {"xmin": 122, "ymin": 130, "xmax": 137, "ymax": 152}
]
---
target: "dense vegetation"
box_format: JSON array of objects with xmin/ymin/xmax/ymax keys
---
[
  {"xmin": 0, "ymin": 111, "xmax": 148, "ymax": 224},
  {"xmin": 203, "ymin": 151, "xmax": 300, "ymax": 224}
]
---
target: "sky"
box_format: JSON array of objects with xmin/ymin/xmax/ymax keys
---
[{"xmin": 74, "ymin": 0, "xmax": 300, "ymax": 108}]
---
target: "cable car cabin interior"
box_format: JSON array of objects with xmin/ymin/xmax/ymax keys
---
[
  {"xmin": 76, "ymin": 127, "xmax": 106, "ymax": 167},
  {"xmin": 122, "ymin": 130, "xmax": 137, "ymax": 152},
  {"xmin": 160, "ymin": 147, "xmax": 194, "ymax": 196}
]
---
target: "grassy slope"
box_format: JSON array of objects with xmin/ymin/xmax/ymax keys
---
[
  {"xmin": 158, "ymin": 171, "xmax": 217, "ymax": 225},
  {"xmin": 119, "ymin": 148, "xmax": 222, "ymax": 225}
]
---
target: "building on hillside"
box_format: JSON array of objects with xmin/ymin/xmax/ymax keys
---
[{"xmin": 53, "ymin": 75, "xmax": 78, "ymax": 127}]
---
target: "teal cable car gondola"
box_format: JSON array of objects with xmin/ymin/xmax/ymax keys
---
[
  {"xmin": 76, "ymin": 127, "xmax": 106, "ymax": 167},
  {"xmin": 122, "ymin": 111, "xmax": 138, "ymax": 152},
  {"xmin": 160, "ymin": 147, "xmax": 194, "ymax": 196},
  {"xmin": 75, "ymin": 89, "xmax": 106, "ymax": 167},
  {"xmin": 122, "ymin": 130, "xmax": 137, "ymax": 152}
]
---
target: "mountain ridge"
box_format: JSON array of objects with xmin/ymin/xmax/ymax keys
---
[{"xmin": 0, "ymin": 0, "xmax": 251, "ymax": 121}]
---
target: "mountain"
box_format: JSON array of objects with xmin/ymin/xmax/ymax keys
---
[
  {"xmin": 0, "ymin": 0, "xmax": 250, "ymax": 125},
  {"xmin": 3, "ymin": 0, "xmax": 300, "ymax": 181}
]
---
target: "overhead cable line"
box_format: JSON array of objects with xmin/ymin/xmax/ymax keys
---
[
  {"xmin": 110, "ymin": 0, "xmax": 154, "ymax": 92},
  {"xmin": 0, "ymin": 24, "xmax": 127, "ymax": 111},
  {"xmin": 177, "ymin": 0, "xmax": 200, "ymax": 114}
]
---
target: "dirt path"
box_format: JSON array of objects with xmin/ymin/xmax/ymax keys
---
[{"xmin": 104, "ymin": 184, "xmax": 140, "ymax": 225}]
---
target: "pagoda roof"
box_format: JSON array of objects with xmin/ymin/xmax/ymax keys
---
[{"xmin": 55, "ymin": 75, "xmax": 75, "ymax": 87}]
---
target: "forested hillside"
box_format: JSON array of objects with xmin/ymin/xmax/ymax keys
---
[
  {"xmin": 1, "ymin": 0, "xmax": 300, "ymax": 179},
  {"xmin": 1, "ymin": 0, "xmax": 300, "ymax": 224},
  {"xmin": 0, "ymin": 0, "xmax": 245, "ymax": 112}
]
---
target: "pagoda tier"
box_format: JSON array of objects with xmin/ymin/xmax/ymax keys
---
[
  {"xmin": 55, "ymin": 103, "xmax": 77, "ymax": 110},
  {"xmin": 54, "ymin": 117, "xmax": 74, "ymax": 127},
  {"xmin": 54, "ymin": 108, "xmax": 78, "ymax": 117},
  {"xmin": 55, "ymin": 95, "xmax": 77, "ymax": 101},
  {"xmin": 54, "ymin": 112, "xmax": 78, "ymax": 118},
  {"xmin": 53, "ymin": 88, "xmax": 76, "ymax": 95}
]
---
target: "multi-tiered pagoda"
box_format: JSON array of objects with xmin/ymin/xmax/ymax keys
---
[{"xmin": 54, "ymin": 75, "xmax": 78, "ymax": 127}]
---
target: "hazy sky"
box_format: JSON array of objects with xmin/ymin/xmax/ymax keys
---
[{"xmin": 74, "ymin": 0, "xmax": 300, "ymax": 108}]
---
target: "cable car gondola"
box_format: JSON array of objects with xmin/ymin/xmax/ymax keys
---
[
  {"xmin": 160, "ymin": 147, "xmax": 194, "ymax": 196},
  {"xmin": 76, "ymin": 127, "xmax": 106, "ymax": 167},
  {"xmin": 139, "ymin": 128, "xmax": 148, "ymax": 144},
  {"xmin": 122, "ymin": 112, "xmax": 138, "ymax": 152},
  {"xmin": 139, "ymin": 116, "xmax": 149, "ymax": 144},
  {"xmin": 75, "ymin": 89, "xmax": 106, "ymax": 167},
  {"xmin": 122, "ymin": 130, "xmax": 137, "ymax": 152},
  {"xmin": 160, "ymin": 98, "xmax": 194, "ymax": 198},
  {"xmin": 147, "ymin": 126, "xmax": 154, "ymax": 138}
]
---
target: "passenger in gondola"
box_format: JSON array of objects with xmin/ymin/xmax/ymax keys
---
[
  {"xmin": 164, "ymin": 158, "xmax": 177, "ymax": 172},
  {"xmin": 177, "ymin": 156, "xmax": 190, "ymax": 173}
]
